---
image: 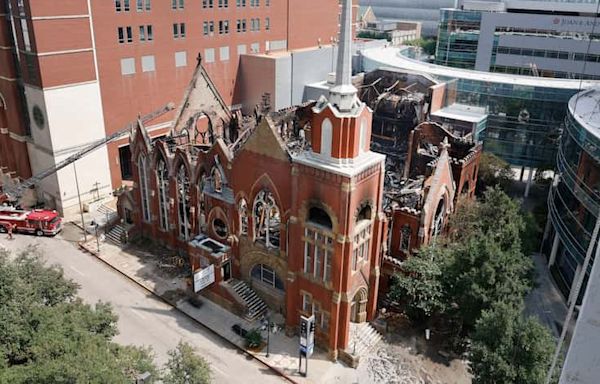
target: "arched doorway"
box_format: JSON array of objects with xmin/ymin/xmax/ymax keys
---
[{"xmin": 350, "ymin": 288, "xmax": 368, "ymax": 323}]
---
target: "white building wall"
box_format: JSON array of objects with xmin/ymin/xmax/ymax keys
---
[
  {"xmin": 559, "ymin": 244, "xmax": 600, "ymax": 383},
  {"xmin": 24, "ymin": 82, "xmax": 112, "ymax": 215},
  {"xmin": 476, "ymin": 12, "xmax": 600, "ymax": 73}
]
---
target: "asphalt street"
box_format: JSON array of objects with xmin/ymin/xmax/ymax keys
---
[{"xmin": 0, "ymin": 227, "xmax": 285, "ymax": 384}]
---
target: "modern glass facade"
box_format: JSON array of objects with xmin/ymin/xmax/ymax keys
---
[
  {"xmin": 435, "ymin": 9, "xmax": 482, "ymax": 69},
  {"xmin": 545, "ymin": 89, "xmax": 600, "ymax": 299},
  {"xmin": 451, "ymin": 79, "xmax": 569, "ymax": 166},
  {"xmin": 435, "ymin": 7, "xmax": 600, "ymax": 80}
]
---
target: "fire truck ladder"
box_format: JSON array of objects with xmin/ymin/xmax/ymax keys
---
[{"xmin": 3, "ymin": 103, "xmax": 175, "ymax": 203}]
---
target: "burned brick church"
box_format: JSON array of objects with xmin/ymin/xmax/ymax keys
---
[
  {"xmin": 121, "ymin": 0, "xmax": 386, "ymax": 361},
  {"xmin": 118, "ymin": 0, "xmax": 481, "ymax": 363}
]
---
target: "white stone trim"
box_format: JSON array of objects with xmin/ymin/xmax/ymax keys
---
[
  {"xmin": 31, "ymin": 14, "xmax": 89, "ymax": 21},
  {"xmin": 37, "ymin": 48, "xmax": 93, "ymax": 57},
  {"xmin": 0, "ymin": 76, "xmax": 17, "ymax": 82}
]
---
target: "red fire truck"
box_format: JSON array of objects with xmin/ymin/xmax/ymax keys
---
[{"xmin": 0, "ymin": 207, "xmax": 62, "ymax": 236}]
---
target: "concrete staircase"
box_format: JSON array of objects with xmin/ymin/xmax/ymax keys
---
[
  {"xmin": 97, "ymin": 203, "xmax": 118, "ymax": 225},
  {"xmin": 105, "ymin": 223, "xmax": 125, "ymax": 245},
  {"xmin": 228, "ymin": 279, "xmax": 268, "ymax": 321},
  {"xmin": 344, "ymin": 322, "xmax": 383, "ymax": 364}
]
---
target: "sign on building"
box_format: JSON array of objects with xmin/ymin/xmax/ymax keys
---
[{"xmin": 193, "ymin": 264, "xmax": 215, "ymax": 293}]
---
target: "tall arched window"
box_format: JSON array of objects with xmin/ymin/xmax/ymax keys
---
[
  {"xmin": 359, "ymin": 118, "xmax": 368, "ymax": 153},
  {"xmin": 198, "ymin": 172, "xmax": 207, "ymax": 229},
  {"xmin": 238, "ymin": 198, "xmax": 248, "ymax": 235},
  {"xmin": 320, "ymin": 118, "xmax": 332, "ymax": 158},
  {"xmin": 138, "ymin": 155, "xmax": 150, "ymax": 222},
  {"xmin": 253, "ymin": 190, "xmax": 280, "ymax": 248},
  {"xmin": 432, "ymin": 198, "xmax": 446, "ymax": 238},
  {"xmin": 156, "ymin": 158, "xmax": 169, "ymax": 231},
  {"xmin": 304, "ymin": 207, "xmax": 334, "ymax": 283},
  {"xmin": 177, "ymin": 165, "xmax": 191, "ymax": 240},
  {"xmin": 352, "ymin": 204, "xmax": 372, "ymax": 271},
  {"xmin": 400, "ymin": 225, "xmax": 411, "ymax": 252}
]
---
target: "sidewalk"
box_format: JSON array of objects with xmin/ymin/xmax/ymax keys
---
[
  {"xmin": 524, "ymin": 253, "xmax": 574, "ymax": 339},
  {"xmin": 79, "ymin": 238, "xmax": 357, "ymax": 384}
]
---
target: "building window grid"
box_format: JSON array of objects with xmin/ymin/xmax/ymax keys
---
[
  {"xmin": 171, "ymin": 0, "xmax": 184, "ymax": 9},
  {"xmin": 303, "ymin": 227, "xmax": 333, "ymax": 282},
  {"xmin": 218, "ymin": 0, "xmax": 229, "ymax": 8},
  {"xmin": 173, "ymin": 23, "xmax": 186, "ymax": 39},
  {"xmin": 265, "ymin": 17, "xmax": 270, "ymax": 31},
  {"xmin": 236, "ymin": 0, "xmax": 246, "ymax": 6},
  {"xmin": 219, "ymin": 20, "xmax": 230, "ymax": 34},
  {"xmin": 136, "ymin": 0, "xmax": 151, "ymax": 11},
  {"xmin": 237, "ymin": 19, "xmax": 247, "ymax": 33},
  {"xmin": 118, "ymin": 26, "xmax": 134, "ymax": 43},
  {"xmin": 203, "ymin": 21, "xmax": 215, "ymax": 36},
  {"xmin": 203, "ymin": 0, "xmax": 214, "ymax": 8},
  {"xmin": 352, "ymin": 223, "xmax": 371, "ymax": 271},
  {"xmin": 139, "ymin": 25, "xmax": 153, "ymax": 42}
]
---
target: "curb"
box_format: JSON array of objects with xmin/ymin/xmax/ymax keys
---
[{"xmin": 77, "ymin": 241, "xmax": 299, "ymax": 384}]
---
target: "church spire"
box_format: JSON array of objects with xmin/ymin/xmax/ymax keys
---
[{"xmin": 329, "ymin": 0, "xmax": 358, "ymax": 113}]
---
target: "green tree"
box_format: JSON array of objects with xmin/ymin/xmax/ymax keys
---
[
  {"xmin": 441, "ymin": 233, "xmax": 533, "ymax": 330},
  {"xmin": 388, "ymin": 247, "xmax": 446, "ymax": 322},
  {"xmin": 477, "ymin": 152, "xmax": 515, "ymax": 193},
  {"xmin": 470, "ymin": 302, "xmax": 554, "ymax": 384},
  {"xmin": 0, "ymin": 247, "xmax": 158, "ymax": 383},
  {"xmin": 162, "ymin": 341, "xmax": 212, "ymax": 384},
  {"xmin": 417, "ymin": 188, "xmax": 533, "ymax": 331}
]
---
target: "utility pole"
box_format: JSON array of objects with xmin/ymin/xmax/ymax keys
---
[{"xmin": 73, "ymin": 162, "xmax": 87, "ymax": 243}]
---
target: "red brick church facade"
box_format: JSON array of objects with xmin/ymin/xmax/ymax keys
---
[{"xmin": 122, "ymin": 0, "xmax": 386, "ymax": 359}]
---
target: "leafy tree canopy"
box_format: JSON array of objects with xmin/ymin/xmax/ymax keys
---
[
  {"xmin": 470, "ymin": 301, "xmax": 554, "ymax": 384},
  {"xmin": 388, "ymin": 247, "xmax": 446, "ymax": 322},
  {"xmin": 0, "ymin": 247, "xmax": 158, "ymax": 383},
  {"xmin": 477, "ymin": 152, "xmax": 514, "ymax": 193},
  {"xmin": 162, "ymin": 341, "xmax": 212, "ymax": 384}
]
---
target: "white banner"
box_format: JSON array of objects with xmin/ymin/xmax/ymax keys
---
[{"xmin": 193, "ymin": 264, "xmax": 215, "ymax": 293}]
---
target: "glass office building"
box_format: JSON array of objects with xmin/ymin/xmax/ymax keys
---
[
  {"xmin": 435, "ymin": 3, "xmax": 600, "ymax": 80},
  {"xmin": 544, "ymin": 88, "xmax": 600, "ymax": 300}
]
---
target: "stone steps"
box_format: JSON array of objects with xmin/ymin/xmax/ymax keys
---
[
  {"xmin": 229, "ymin": 279, "xmax": 268, "ymax": 321},
  {"xmin": 105, "ymin": 224, "xmax": 125, "ymax": 245},
  {"xmin": 346, "ymin": 322, "xmax": 383, "ymax": 358}
]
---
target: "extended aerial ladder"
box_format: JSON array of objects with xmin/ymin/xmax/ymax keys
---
[{"xmin": 1, "ymin": 103, "xmax": 175, "ymax": 205}]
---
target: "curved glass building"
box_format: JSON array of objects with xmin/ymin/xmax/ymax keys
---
[
  {"xmin": 361, "ymin": 46, "xmax": 600, "ymax": 168},
  {"xmin": 544, "ymin": 88, "xmax": 600, "ymax": 300}
]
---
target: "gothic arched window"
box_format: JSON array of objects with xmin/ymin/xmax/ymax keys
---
[
  {"xmin": 156, "ymin": 157, "xmax": 169, "ymax": 231},
  {"xmin": 177, "ymin": 164, "xmax": 191, "ymax": 240},
  {"xmin": 253, "ymin": 190, "xmax": 280, "ymax": 248},
  {"xmin": 239, "ymin": 198, "xmax": 248, "ymax": 235},
  {"xmin": 138, "ymin": 155, "xmax": 150, "ymax": 222}
]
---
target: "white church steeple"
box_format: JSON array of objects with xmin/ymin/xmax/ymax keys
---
[{"xmin": 328, "ymin": 0, "xmax": 359, "ymax": 113}]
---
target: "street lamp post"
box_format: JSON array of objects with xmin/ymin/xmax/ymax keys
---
[
  {"xmin": 95, "ymin": 224, "xmax": 100, "ymax": 253},
  {"xmin": 266, "ymin": 315, "xmax": 271, "ymax": 358}
]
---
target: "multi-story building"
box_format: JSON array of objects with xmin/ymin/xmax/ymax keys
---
[
  {"xmin": 121, "ymin": 0, "xmax": 386, "ymax": 362},
  {"xmin": 358, "ymin": 0, "xmax": 458, "ymax": 37},
  {"xmin": 543, "ymin": 88, "xmax": 600, "ymax": 301},
  {"xmin": 0, "ymin": 0, "xmax": 340, "ymax": 215},
  {"xmin": 436, "ymin": 0, "xmax": 600, "ymax": 79}
]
